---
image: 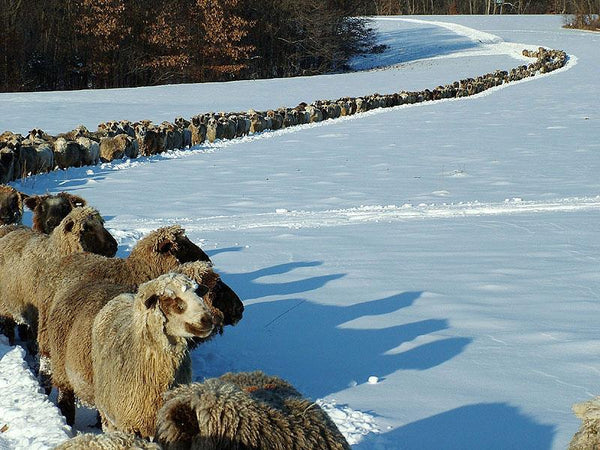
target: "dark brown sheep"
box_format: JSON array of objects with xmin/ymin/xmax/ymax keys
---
[
  {"xmin": 0, "ymin": 184, "xmax": 28, "ymax": 227},
  {"xmin": 24, "ymin": 192, "xmax": 87, "ymax": 234}
]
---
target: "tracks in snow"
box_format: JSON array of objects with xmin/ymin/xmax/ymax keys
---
[{"xmin": 110, "ymin": 196, "xmax": 600, "ymax": 233}]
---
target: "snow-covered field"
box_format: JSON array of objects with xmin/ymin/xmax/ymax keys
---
[{"xmin": 1, "ymin": 14, "xmax": 599, "ymax": 449}]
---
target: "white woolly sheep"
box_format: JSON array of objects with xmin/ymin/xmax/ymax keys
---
[
  {"xmin": 92, "ymin": 273, "xmax": 216, "ymax": 438},
  {"xmin": 45, "ymin": 259, "xmax": 239, "ymax": 426},
  {"xmin": 55, "ymin": 430, "xmax": 161, "ymax": 449},
  {"xmin": 569, "ymin": 396, "xmax": 600, "ymax": 449},
  {"xmin": 156, "ymin": 371, "xmax": 350, "ymax": 450}
]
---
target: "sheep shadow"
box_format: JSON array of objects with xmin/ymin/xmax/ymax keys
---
[
  {"xmin": 219, "ymin": 261, "xmax": 346, "ymax": 300},
  {"xmin": 354, "ymin": 403, "xmax": 556, "ymax": 450},
  {"xmin": 195, "ymin": 291, "xmax": 471, "ymax": 399}
]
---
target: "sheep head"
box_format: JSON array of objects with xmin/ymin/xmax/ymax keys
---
[
  {"xmin": 173, "ymin": 261, "xmax": 243, "ymax": 331},
  {"xmin": 24, "ymin": 191, "xmax": 87, "ymax": 233},
  {"xmin": 54, "ymin": 206, "xmax": 118, "ymax": 257},
  {"xmin": 129, "ymin": 226, "xmax": 211, "ymax": 280},
  {"xmin": 0, "ymin": 185, "xmax": 27, "ymax": 226},
  {"xmin": 137, "ymin": 273, "xmax": 216, "ymax": 340}
]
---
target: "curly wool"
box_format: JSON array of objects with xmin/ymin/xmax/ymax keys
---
[
  {"xmin": 55, "ymin": 431, "xmax": 161, "ymax": 449},
  {"xmin": 569, "ymin": 397, "xmax": 600, "ymax": 450},
  {"xmin": 156, "ymin": 371, "xmax": 350, "ymax": 450},
  {"xmin": 92, "ymin": 273, "xmax": 213, "ymax": 438}
]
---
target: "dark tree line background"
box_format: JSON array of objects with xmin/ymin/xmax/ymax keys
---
[{"xmin": 0, "ymin": 0, "xmax": 597, "ymax": 92}]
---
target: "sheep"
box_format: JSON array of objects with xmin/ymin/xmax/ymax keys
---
[
  {"xmin": 174, "ymin": 117, "xmax": 192, "ymax": 148},
  {"xmin": 0, "ymin": 206, "xmax": 117, "ymax": 344},
  {"xmin": 55, "ymin": 431, "xmax": 161, "ymax": 449},
  {"xmin": 100, "ymin": 134, "xmax": 138, "ymax": 162},
  {"xmin": 569, "ymin": 397, "xmax": 600, "ymax": 449},
  {"xmin": 91, "ymin": 273, "xmax": 217, "ymax": 438},
  {"xmin": 54, "ymin": 137, "xmax": 84, "ymax": 169},
  {"xmin": 23, "ymin": 191, "xmax": 87, "ymax": 234},
  {"xmin": 135, "ymin": 123, "xmax": 166, "ymax": 156},
  {"xmin": 76, "ymin": 136, "xmax": 101, "ymax": 165},
  {"xmin": 189, "ymin": 116, "xmax": 207, "ymax": 146},
  {"xmin": 156, "ymin": 371, "xmax": 350, "ymax": 450},
  {"xmin": 0, "ymin": 148, "xmax": 15, "ymax": 183},
  {"xmin": 0, "ymin": 184, "xmax": 28, "ymax": 227}
]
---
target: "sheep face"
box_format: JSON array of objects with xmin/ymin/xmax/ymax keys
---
[
  {"xmin": 142, "ymin": 276, "xmax": 215, "ymax": 339},
  {"xmin": 0, "ymin": 186, "xmax": 27, "ymax": 225},
  {"xmin": 60, "ymin": 209, "xmax": 118, "ymax": 257},
  {"xmin": 171, "ymin": 233, "xmax": 210, "ymax": 264},
  {"xmin": 24, "ymin": 192, "xmax": 87, "ymax": 233},
  {"xmin": 209, "ymin": 279, "xmax": 243, "ymax": 326}
]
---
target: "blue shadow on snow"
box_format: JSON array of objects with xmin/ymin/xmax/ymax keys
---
[
  {"xmin": 355, "ymin": 403, "xmax": 556, "ymax": 450},
  {"xmin": 198, "ymin": 289, "xmax": 471, "ymax": 399}
]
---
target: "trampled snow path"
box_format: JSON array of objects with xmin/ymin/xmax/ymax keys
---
[{"xmin": 108, "ymin": 196, "xmax": 600, "ymax": 233}]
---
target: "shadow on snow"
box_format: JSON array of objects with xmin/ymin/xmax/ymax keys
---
[{"xmin": 355, "ymin": 402, "xmax": 555, "ymax": 450}]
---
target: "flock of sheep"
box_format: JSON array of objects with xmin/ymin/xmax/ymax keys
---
[
  {"xmin": 0, "ymin": 48, "xmax": 567, "ymax": 185},
  {"xmin": 1, "ymin": 46, "xmax": 594, "ymax": 449},
  {"xmin": 0, "ymin": 185, "xmax": 350, "ymax": 449}
]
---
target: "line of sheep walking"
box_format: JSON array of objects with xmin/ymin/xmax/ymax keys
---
[
  {"xmin": 0, "ymin": 185, "xmax": 350, "ymax": 449},
  {"xmin": 0, "ymin": 48, "xmax": 567, "ymax": 185}
]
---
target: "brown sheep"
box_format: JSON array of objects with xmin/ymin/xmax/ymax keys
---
[
  {"xmin": 55, "ymin": 430, "xmax": 161, "ymax": 449},
  {"xmin": 24, "ymin": 191, "xmax": 87, "ymax": 234},
  {"xmin": 0, "ymin": 184, "xmax": 28, "ymax": 227},
  {"xmin": 0, "ymin": 206, "xmax": 117, "ymax": 344},
  {"xmin": 53, "ymin": 137, "xmax": 84, "ymax": 169},
  {"xmin": 156, "ymin": 371, "xmax": 350, "ymax": 450},
  {"xmin": 92, "ymin": 273, "xmax": 217, "ymax": 438},
  {"xmin": 0, "ymin": 148, "xmax": 15, "ymax": 183}
]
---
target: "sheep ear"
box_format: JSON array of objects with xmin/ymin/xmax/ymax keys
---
[
  {"xmin": 144, "ymin": 294, "xmax": 159, "ymax": 309},
  {"xmin": 65, "ymin": 193, "xmax": 87, "ymax": 208},
  {"xmin": 63, "ymin": 219, "xmax": 74, "ymax": 233},
  {"xmin": 195, "ymin": 284, "xmax": 209, "ymax": 298}
]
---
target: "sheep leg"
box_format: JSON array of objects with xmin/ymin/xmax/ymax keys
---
[
  {"xmin": 0, "ymin": 317, "xmax": 15, "ymax": 345},
  {"xmin": 58, "ymin": 388, "xmax": 76, "ymax": 426}
]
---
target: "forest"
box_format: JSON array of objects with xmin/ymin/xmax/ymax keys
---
[{"xmin": 0, "ymin": 0, "xmax": 597, "ymax": 92}]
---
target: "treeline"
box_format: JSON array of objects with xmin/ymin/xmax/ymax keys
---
[
  {"xmin": 359, "ymin": 0, "xmax": 598, "ymax": 15},
  {"xmin": 0, "ymin": 0, "xmax": 377, "ymax": 92},
  {"xmin": 1, "ymin": 1, "xmax": 597, "ymax": 93}
]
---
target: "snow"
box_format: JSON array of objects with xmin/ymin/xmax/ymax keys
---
[
  {"xmin": 1, "ymin": 14, "xmax": 600, "ymax": 449},
  {"xmin": 0, "ymin": 338, "xmax": 72, "ymax": 449}
]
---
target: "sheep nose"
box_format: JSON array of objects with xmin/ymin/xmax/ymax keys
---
[{"xmin": 200, "ymin": 315, "xmax": 214, "ymax": 330}]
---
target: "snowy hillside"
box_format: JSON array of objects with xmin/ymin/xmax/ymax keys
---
[{"xmin": 1, "ymin": 15, "xmax": 599, "ymax": 449}]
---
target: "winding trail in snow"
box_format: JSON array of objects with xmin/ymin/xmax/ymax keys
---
[{"xmin": 109, "ymin": 196, "xmax": 600, "ymax": 233}]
